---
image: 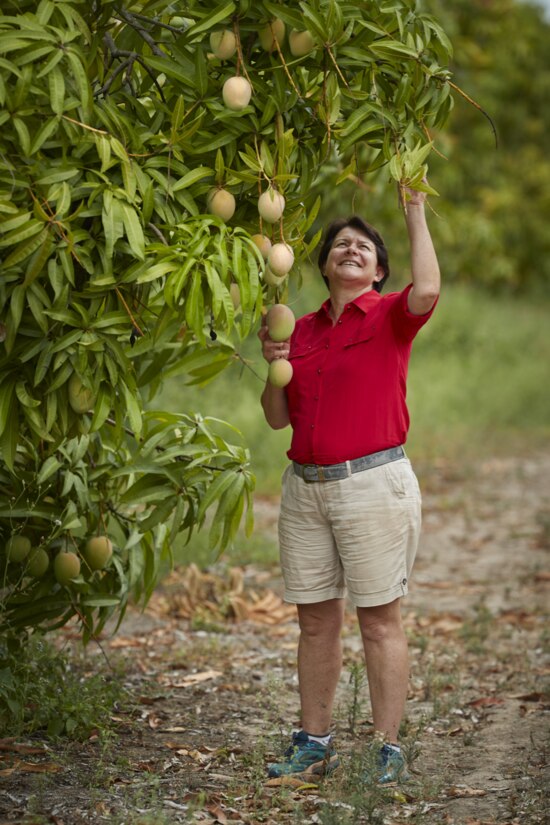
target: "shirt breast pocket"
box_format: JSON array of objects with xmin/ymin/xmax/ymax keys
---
[
  {"xmin": 289, "ymin": 343, "xmax": 323, "ymax": 362},
  {"xmin": 342, "ymin": 324, "xmax": 376, "ymax": 349}
]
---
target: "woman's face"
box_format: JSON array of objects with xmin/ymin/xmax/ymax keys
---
[{"xmin": 323, "ymin": 227, "xmax": 383, "ymax": 291}]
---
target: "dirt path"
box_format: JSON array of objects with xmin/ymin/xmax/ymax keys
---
[{"xmin": 1, "ymin": 455, "xmax": 549, "ymax": 824}]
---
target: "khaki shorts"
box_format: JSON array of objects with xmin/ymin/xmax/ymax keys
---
[{"xmin": 278, "ymin": 458, "xmax": 422, "ymax": 608}]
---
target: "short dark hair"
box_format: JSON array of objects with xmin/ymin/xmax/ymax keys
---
[{"xmin": 317, "ymin": 216, "xmax": 390, "ymax": 293}]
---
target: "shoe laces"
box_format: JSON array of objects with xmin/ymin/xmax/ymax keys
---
[{"xmin": 284, "ymin": 730, "xmax": 310, "ymax": 756}]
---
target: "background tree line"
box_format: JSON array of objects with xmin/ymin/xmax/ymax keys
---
[{"xmin": 314, "ymin": 0, "xmax": 550, "ymax": 294}]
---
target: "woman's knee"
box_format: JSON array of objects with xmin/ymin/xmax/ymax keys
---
[
  {"xmin": 357, "ymin": 599, "xmax": 403, "ymax": 644},
  {"xmin": 298, "ymin": 599, "xmax": 344, "ymax": 639}
]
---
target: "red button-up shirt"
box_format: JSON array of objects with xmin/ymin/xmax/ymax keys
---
[{"xmin": 285, "ymin": 284, "xmax": 436, "ymax": 464}]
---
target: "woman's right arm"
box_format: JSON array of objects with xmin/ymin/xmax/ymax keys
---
[{"xmin": 258, "ymin": 318, "xmax": 291, "ymax": 430}]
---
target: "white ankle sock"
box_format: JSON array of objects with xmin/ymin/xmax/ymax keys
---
[
  {"xmin": 304, "ymin": 732, "xmax": 331, "ymax": 746},
  {"xmin": 387, "ymin": 743, "xmax": 401, "ymax": 753}
]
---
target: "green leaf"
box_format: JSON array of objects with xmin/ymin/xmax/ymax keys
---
[
  {"xmin": 48, "ymin": 65, "xmax": 65, "ymax": 114},
  {"xmin": 15, "ymin": 381, "xmax": 41, "ymax": 409},
  {"xmin": 9, "ymin": 284, "xmax": 26, "ymax": 334},
  {"xmin": 37, "ymin": 455, "xmax": 62, "ymax": 485},
  {"xmin": 172, "ymin": 166, "xmax": 213, "ymax": 192},
  {"xmin": 102, "ymin": 192, "xmax": 124, "ymax": 261},
  {"xmin": 23, "ymin": 229, "xmax": 53, "ymax": 286},
  {"xmin": 66, "ymin": 47, "xmax": 91, "ymax": 110},
  {"xmin": 122, "ymin": 381, "xmax": 143, "ymax": 436},
  {"xmin": 0, "ymin": 218, "xmax": 44, "ymax": 249},
  {"xmin": 145, "ymin": 55, "xmax": 196, "ymax": 89},
  {"xmin": 0, "ymin": 381, "xmax": 15, "ymax": 440},
  {"xmin": 183, "ymin": 1, "xmax": 236, "ymax": 39},
  {"xmin": 120, "ymin": 202, "xmax": 145, "ymax": 260},
  {"xmin": 82, "ymin": 597, "xmax": 121, "ymax": 608},
  {"xmin": 197, "ymin": 469, "xmax": 238, "ymax": 520},
  {"xmin": 86, "ymin": 387, "xmax": 110, "ymax": 433},
  {"xmin": 369, "ymin": 39, "xmax": 418, "ymax": 58},
  {"xmin": 298, "ymin": 3, "xmax": 329, "ymax": 41},
  {"xmin": 194, "ymin": 42, "xmax": 208, "ymax": 97}
]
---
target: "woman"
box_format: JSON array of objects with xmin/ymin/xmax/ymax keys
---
[{"xmin": 258, "ymin": 185, "xmax": 439, "ymax": 784}]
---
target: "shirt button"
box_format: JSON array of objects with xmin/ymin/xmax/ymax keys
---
[
  {"xmin": 317, "ymin": 368, "xmax": 322, "ymax": 374},
  {"xmin": 338, "ymin": 320, "xmax": 342, "ymax": 324},
  {"xmin": 325, "ymin": 343, "xmax": 329, "ymax": 349},
  {"xmin": 314, "ymin": 395, "xmax": 319, "ymax": 401},
  {"xmin": 310, "ymin": 424, "xmax": 314, "ymax": 429}
]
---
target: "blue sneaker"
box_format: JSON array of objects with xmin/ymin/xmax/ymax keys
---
[
  {"xmin": 364, "ymin": 743, "xmax": 409, "ymax": 785},
  {"xmin": 267, "ymin": 730, "xmax": 340, "ymax": 779}
]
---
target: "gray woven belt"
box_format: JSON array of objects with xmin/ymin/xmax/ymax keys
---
[{"xmin": 292, "ymin": 446, "xmax": 405, "ymax": 483}]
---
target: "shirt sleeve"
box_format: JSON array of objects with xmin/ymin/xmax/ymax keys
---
[{"xmin": 389, "ymin": 283, "xmax": 438, "ymax": 342}]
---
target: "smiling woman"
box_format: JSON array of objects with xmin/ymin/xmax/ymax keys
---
[
  {"xmin": 323, "ymin": 228, "xmax": 385, "ymax": 319},
  {"xmin": 257, "ymin": 185, "xmax": 441, "ymax": 784},
  {"xmin": 317, "ymin": 217, "xmax": 390, "ymax": 293}
]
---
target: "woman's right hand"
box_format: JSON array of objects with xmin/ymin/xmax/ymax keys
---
[{"xmin": 258, "ymin": 314, "xmax": 291, "ymax": 363}]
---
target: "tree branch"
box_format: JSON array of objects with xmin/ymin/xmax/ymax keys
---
[{"xmin": 114, "ymin": 6, "xmax": 166, "ymax": 57}]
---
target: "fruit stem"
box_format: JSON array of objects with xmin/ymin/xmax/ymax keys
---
[
  {"xmin": 115, "ymin": 287, "xmax": 145, "ymax": 338},
  {"xmin": 233, "ymin": 20, "xmax": 252, "ymax": 86},
  {"xmin": 273, "ymin": 36, "xmax": 302, "ymax": 100},
  {"xmin": 325, "ymin": 44, "xmax": 350, "ymax": 89}
]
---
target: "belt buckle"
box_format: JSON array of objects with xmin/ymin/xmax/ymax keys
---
[{"xmin": 302, "ymin": 463, "xmax": 321, "ymax": 483}]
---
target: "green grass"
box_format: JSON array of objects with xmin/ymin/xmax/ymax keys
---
[
  {"xmin": 171, "ymin": 520, "xmax": 280, "ymax": 569},
  {"xmin": 156, "ymin": 278, "xmax": 550, "ymax": 495}
]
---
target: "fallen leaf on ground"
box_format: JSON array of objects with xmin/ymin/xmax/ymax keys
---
[
  {"xmin": 146, "ymin": 713, "xmax": 164, "ymax": 729},
  {"xmin": 206, "ymin": 804, "xmax": 228, "ymax": 824},
  {"xmin": 108, "ymin": 636, "xmax": 147, "ymax": 648},
  {"xmin": 0, "ymin": 759, "xmax": 63, "ymax": 776},
  {"xmin": 166, "ymin": 669, "xmax": 222, "ymax": 687},
  {"xmin": 0, "ymin": 739, "xmax": 48, "ymax": 755},
  {"xmin": 510, "ymin": 691, "xmax": 549, "ymax": 702},
  {"xmin": 266, "ymin": 776, "xmax": 319, "ymax": 790},
  {"xmin": 446, "ymin": 785, "xmax": 487, "ymax": 798},
  {"xmin": 468, "ymin": 696, "xmax": 505, "ymax": 707}
]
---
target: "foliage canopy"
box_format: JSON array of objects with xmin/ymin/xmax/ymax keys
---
[{"xmin": 0, "ymin": 0, "xmax": 454, "ymax": 638}]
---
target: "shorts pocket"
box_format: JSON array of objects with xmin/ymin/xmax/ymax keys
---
[{"xmin": 383, "ymin": 459, "xmax": 419, "ymax": 499}]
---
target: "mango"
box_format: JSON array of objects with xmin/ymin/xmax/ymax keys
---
[
  {"xmin": 258, "ymin": 189, "xmax": 285, "ymax": 223},
  {"xmin": 230, "ymin": 283, "xmax": 241, "ymax": 309},
  {"xmin": 210, "ymin": 30, "xmax": 237, "ymax": 60},
  {"xmin": 268, "ymin": 358, "xmax": 293, "ymax": 387},
  {"xmin": 27, "ymin": 547, "xmax": 50, "ymax": 578},
  {"xmin": 266, "ymin": 303, "xmax": 295, "ymax": 342},
  {"xmin": 6, "ymin": 535, "xmax": 31, "ymax": 562},
  {"xmin": 263, "ymin": 266, "xmax": 287, "ymax": 287},
  {"xmin": 268, "ymin": 243, "xmax": 294, "ymax": 276},
  {"xmin": 289, "ymin": 30, "xmax": 316, "ymax": 57},
  {"xmin": 207, "ymin": 188, "xmax": 236, "ymax": 221},
  {"xmin": 68, "ymin": 373, "xmax": 95, "ymax": 414},
  {"xmin": 222, "ymin": 76, "xmax": 252, "ymax": 110},
  {"xmin": 84, "ymin": 536, "xmax": 113, "ymax": 570},
  {"xmin": 259, "ymin": 18, "xmax": 285, "ymax": 51},
  {"xmin": 251, "ymin": 234, "xmax": 272, "ymax": 260},
  {"xmin": 54, "ymin": 551, "xmax": 81, "ymax": 586}
]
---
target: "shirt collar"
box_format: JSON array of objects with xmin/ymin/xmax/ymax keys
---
[{"xmin": 319, "ymin": 289, "xmax": 381, "ymax": 319}]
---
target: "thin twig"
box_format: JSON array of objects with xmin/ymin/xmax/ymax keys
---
[
  {"xmin": 147, "ymin": 222, "xmax": 169, "ymax": 245},
  {"xmin": 61, "ymin": 115, "xmax": 108, "ymax": 135},
  {"xmin": 447, "ymin": 80, "xmax": 498, "ymax": 147},
  {"xmin": 114, "ymin": 6, "xmax": 166, "ymax": 57},
  {"xmin": 100, "ymin": 33, "xmax": 166, "ymax": 103},
  {"xmin": 118, "ymin": 9, "xmax": 187, "ymax": 35},
  {"xmin": 115, "ymin": 287, "xmax": 145, "ymax": 337},
  {"xmin": 325, "ymin": 44, "xmax": 350, "ymax": 89},
  {"xmin": 273, "ymin": 35, "xmax": 303, "ymax": 100},
  {"xmin": 232, "ymin": 352, "xmax": 266, "ymax": 383}
]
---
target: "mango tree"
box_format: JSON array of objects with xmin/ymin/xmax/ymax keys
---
[{"xmin": 0, "ymin": 0, "xmax": 454, "ymax": 641}]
